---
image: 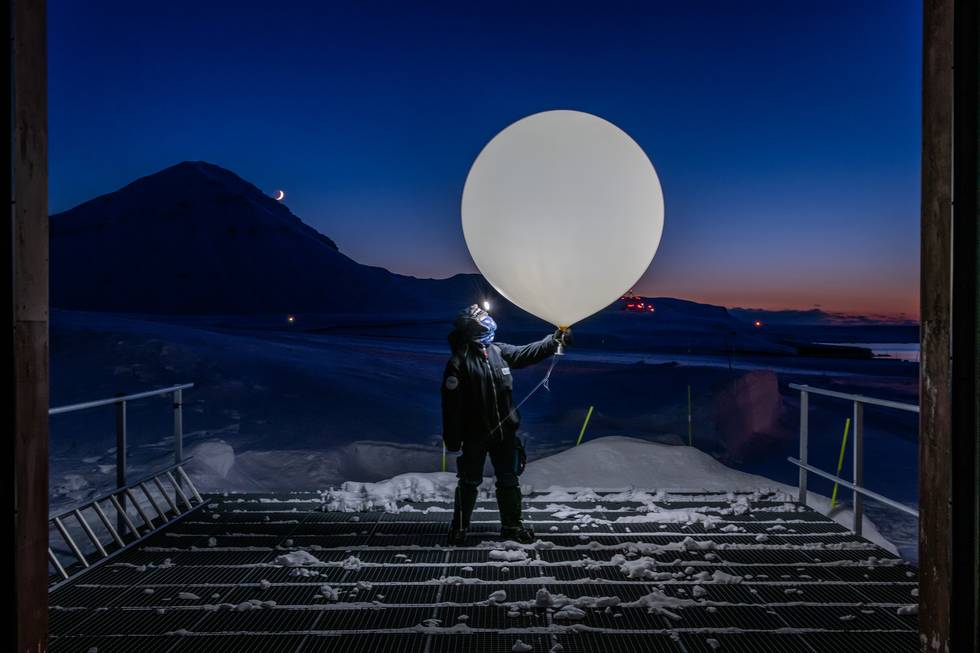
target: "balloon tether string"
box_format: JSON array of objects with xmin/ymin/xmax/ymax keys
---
[{"xmin": 490, "ymin": 355, "xmax": 558, "ymax": 436}]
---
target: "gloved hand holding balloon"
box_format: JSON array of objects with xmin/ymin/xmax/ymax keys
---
[
  {"xmin": 461, "ymin": 110, "xmax": 665, "ymax": 335},
  {"xmin": 553, "ymin": 328, "xmax": 573, "ymax": 349}
]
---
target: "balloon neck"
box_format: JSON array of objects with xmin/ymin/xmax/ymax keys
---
[{"xmin": 555, "ymin": 326, "xmax": 569, "ymax": 356}]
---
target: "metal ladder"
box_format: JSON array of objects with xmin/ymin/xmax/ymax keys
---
[
  {"xmin": 47, "ymin": 382, "xmax": 204, "ymax": 590},
  {"xmin": 48, "ymin": 461, "xmax": 206, "ymax": 589}
]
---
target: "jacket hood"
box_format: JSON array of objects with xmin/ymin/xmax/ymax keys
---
[{"xmin": 449, "ymin": 304, "xmax": 496, "ymax": 350}]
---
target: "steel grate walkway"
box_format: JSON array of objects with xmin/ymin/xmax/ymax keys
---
[{"xmin": 48, "ymin": 489, "xmax": 918, "ymax": 652}]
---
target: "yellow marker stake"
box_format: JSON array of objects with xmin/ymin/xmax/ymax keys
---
[
  {"xmin": 830, "ymin": 417, "xmax": 851, "ymax": 508},
  {"xmin": 441, "ymin": 445, "xmax": 447, "ymax": 473},
  {"xmin": 576, "ymin": 405, "xmax": 595, "ymax": 446}
]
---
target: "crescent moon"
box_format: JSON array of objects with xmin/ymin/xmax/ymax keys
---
[{"xmin": 274, "ymin": 190, "xmax": 285, "ymax": 201}]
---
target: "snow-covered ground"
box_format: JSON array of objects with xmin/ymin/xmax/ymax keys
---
[
  {"xmin": 308, "ymin": 436, "xmax": 897, "ymax": 555},
  {"xmin": 50, "ymin": 309, "xmax": 918, "ymax": 560}
]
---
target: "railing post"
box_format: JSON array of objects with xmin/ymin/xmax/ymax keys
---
[
  {"xmin": 173, "ymin": 388, "xmax": 183, "ymax": 464},
  {"xmin": 173, "ymin": 388, "xmax": 184, "ymax": 504},
  {"xmin": 852, "ymin": 401, "xmax": 864, "ymax": 536},
  {"xmin": 798, "ymin": 389, "xmax": 809, "ymax": 504},
  {"xmin": 115, "ymin": 394, "xmax": 127, "ymax": 535}
]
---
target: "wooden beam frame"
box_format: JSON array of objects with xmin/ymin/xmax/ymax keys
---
[
  {"xmin": 9, "ymin": 0, "xmax": 49, "ymax": 651},
  {"xmin": 948, "ymin": 0, "xmax": 979, "ymax": 648},
  {"xmin": 3, "ymin": 0, "xmax": 976, "ymax": 650},
  {"xmin": 919, "ymin": 0, "xmax": 978, "ymax": 650}
]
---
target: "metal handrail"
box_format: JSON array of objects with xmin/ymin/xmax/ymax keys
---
[
  {"xmin": 49, "ymin": 383, "xmax": 194, "ymax": 415},
  {"xmin": 49, "ymin": 383, "xmax": 193, "ymax": 494},
  {"xmin": 788, "ymin": 458, "xmax": 919, "ymax": 517},
  {"xmin": 48, "ymin": 383, "xmax": 199, "ymax": 589},
  {"xmin": 788, "ymin": 383, "xmax": 919, "ymax": 413},
  {"xmin": 788, "ymin": 383, "xmax": 918, "ymax": 537}
]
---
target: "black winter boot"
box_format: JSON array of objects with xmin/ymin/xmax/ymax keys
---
[
  {"xmin": 496, "ymin": 486, "xmax": 535, "ymax": 544},
  {"xmin": 448, "ymin": 484, "xmax": 478, "ymax": 546}
]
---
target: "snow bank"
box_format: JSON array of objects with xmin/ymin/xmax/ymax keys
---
[
  {"xmin": 523, "ymin": 437, "xmax": 895, "ymax": 553},
  {"xmin": 322, "ymin": 472, "xmax": 461, "ymax": 512},
  {"xmin": 311, "ymin": 436, "xmax": 897, "ymax": 554},
  {"xmin": 185, "ymin": 439, "xmax": 459, "ymax": 495},
  {"xmin": 521, "ymin": 436, "xmax": 785, "ymax": 491},
  {"xmin": 191, "ymin": 441, "xmax": 236, "ymax": 478}
]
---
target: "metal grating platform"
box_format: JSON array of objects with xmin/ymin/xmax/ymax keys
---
[{"xmin": 49, "ymin": 489, "xmax": 918, "ymax": 652}]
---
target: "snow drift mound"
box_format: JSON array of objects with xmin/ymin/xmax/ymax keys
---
[
  {"xmin": 521, "ymin": 435, "xmax": 784, "ymax": 491},
  {"xmin": 523, "ymin": 437, "xmax": 895, "ymax": 553},
  {"xmin": 192, "ymin": 435, "xmax": 896, "ymax": 554},
  {"xmin": 185, "ymin": 439, "xmax": 448, "ymax": 493}
]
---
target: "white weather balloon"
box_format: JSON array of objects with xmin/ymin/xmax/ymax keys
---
[{"xmin": 462, "ymin": 110, "xmax": 664, "ymax": 328}]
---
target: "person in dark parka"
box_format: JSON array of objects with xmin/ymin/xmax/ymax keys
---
[{"xmin": 441, "ymin": 304, "xmax": 571, "ymax": 545}]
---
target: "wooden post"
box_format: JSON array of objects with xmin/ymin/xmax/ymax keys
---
[
  {"xmin": 919, "ymin": 0, "xmax": 978, "ymax": 650},
  {"xmin": 947, "ymin": 2, "xmax": 979, "ymax": 651},
  {"xmin": 950, "ymin": 0, "xmax": 980, "ymax": 651},
  {"xmin": 8, "ymin": 0, "xmax": 50, "ymax": 650}
]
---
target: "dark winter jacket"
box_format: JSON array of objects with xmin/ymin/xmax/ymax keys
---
[{"xmin": 441, "ymin": 330, "xmax": 558, "ymax": 451}]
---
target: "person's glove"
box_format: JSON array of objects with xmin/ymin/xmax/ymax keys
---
[{"xmin": 553, "ymin": 328, "xmax": 573, "ymax": 348}]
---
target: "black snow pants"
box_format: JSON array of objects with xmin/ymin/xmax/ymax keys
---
[
  {"xmin": 457, "ymin": 434, "xmax": 522, "ymax": 489},
  {"xmin": 453, "ymin": 434, "xmax": 525, "ymax": 529}
]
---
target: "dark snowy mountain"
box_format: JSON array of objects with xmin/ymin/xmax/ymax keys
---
[
  {"xmin": 50, "ymin": 161, "xmax": 490, "ymax": 314},
  {"xmin": 48, "ymin": 161, "xmax": 895, "ymax": 358}
]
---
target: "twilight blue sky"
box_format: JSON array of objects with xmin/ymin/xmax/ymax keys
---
[{"xmin": 49, "ymin": 1, "xmax": 921, "ymax": 318}]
